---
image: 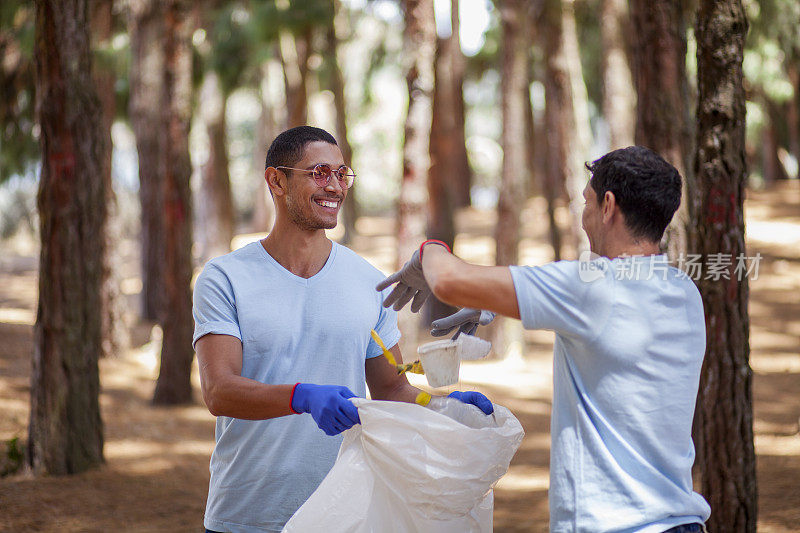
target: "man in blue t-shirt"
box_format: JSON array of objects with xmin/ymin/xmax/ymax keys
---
[
  {"xmin": 379, "ymin": 146, "xmax": 711, "ymax": 532},
  {"xmin": 193, "ymin": 126, "xmax": 493, "ymax": 533}
]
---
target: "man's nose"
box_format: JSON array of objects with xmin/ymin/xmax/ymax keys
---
[{"xmin": 324, "ymin": 174, "xmax": 344, "ymax": 195}]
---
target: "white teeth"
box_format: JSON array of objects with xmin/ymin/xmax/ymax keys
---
[{"xmin": 318, "ymin": 200, "xmax": 338, "ymax": 208}]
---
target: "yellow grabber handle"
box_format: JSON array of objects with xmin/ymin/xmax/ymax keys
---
[{"xmin": 370, "ymin": 329, "xmax": 431, "ymax": 407}]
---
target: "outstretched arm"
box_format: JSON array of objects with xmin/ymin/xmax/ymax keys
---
[{"xmin": 420, "ymin": 244, "xmax": 520, "ymax": 320}]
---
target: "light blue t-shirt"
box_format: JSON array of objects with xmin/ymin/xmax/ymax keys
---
[
  {"xmin": 192, "ymin": 240, "xmax": 401, "ymax": 533},
  {"xmin": 510, "ymin": 254, "xmax": 711, "ymax": 533}
]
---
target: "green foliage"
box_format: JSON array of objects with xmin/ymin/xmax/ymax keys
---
[
  {"xmin": 0, "ymin": 2, "xmax": 37, "ymax": 183},
  {"xmin": 744, "ymin": 0, "xmax": 799, "ymax": 103},
  {"xmin": 204, "ymin": 4, "xmax": 256, "ymax": 95},
  {"xmin": 251, "ymin": 0, "xmax": 333, "ymax": 45},
  {"xmin": 1, "ymin": 437, "xmax": 25, "ymax": 476}
]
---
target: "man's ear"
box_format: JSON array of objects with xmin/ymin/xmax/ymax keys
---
[
  {"xmin": 601, "ymin": 191, "xmax": 616, "ymax": 224},
  {"xmin": 265, "ymin": 167, "xmax": 285, "ymax": 197}
]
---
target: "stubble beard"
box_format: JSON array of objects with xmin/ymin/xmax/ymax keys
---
[{"xmin": 286, "ymin": 192, "xmax": 336, "ymax": 231}]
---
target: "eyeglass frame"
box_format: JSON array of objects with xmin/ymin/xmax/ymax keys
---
[{"xmin": 276, "ymin": 164, "xmax": 356, "ymax": 189}]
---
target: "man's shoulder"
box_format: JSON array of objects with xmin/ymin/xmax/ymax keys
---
[{"xmin": 332, "ymin": 242, "xmax": 385, "ymax": 279}]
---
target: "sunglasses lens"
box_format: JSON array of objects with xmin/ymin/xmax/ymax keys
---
[
  {"xmin": 339, "ymin": 166, "xmax": 355, "ymax": 188},
  {"xmin": 312, "ymin": 164, "xmax": 333, "ymax": 187}
]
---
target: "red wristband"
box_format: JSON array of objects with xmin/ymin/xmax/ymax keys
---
[
  {"xmin": 289, "ymin": 382, "xmax": 301, "ymax": 414},
  {"xmin": 419, "ymin": 239, "xmax": 451, "ymax": 260}
]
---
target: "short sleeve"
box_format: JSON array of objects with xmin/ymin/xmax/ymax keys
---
[
  {"xmin": 365, "ymin": 286, "xmax": 401, "ymax": 359},
  {"xmin": 510, "ymin": 260, "xmax": 610, "ymax": 338},
  {"xmin": 192, "ymin": 263, "xmax": 242, "ymax": 349}
]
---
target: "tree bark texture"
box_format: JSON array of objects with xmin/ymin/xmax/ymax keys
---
[
  {"xmin": 397, "ymin": 0, "xmax": 436, "ymax": 350},
  {"xmin": 424, "ymin": 35, "xmax": 458, "ymax": 326},
  {"xmin": 450, "ymin": 0, "xmax": 472, "ymax": 208},
  {"xmin": 600, "ymin": 0, "xmax": 635, "ymax": 148},
  {"xmin": 198, "ymin": 70, "xmax": 235, "ymax": 261},
  {"xmin": 561, "ymin": 0, "xmax": 591, "ymax": 253},
  {"xmin": 542, "ymin": 0, "xmax": 572, "ymax": 261},
  {"xmin": 129, "ymin": 0, "xmax": 165, "ymax": 321},
  {"xmin": 152, "ymin": 0, "xmax": 195, "ymax": 405},
  {"xmin": 30, "ymin": 0, "xmax": 106, "ymax": 475},
  {"xmin": 279, "ymin": 28, "xmax": 310, "ymax": 128},
  {"xmin": 326, "ymin": 1, "xmax": 358, "ymax": 245},
  {"xmin": 630, "ymin": 0, "xmax": 693, "ymax": 258},
  {"xmin": 496, "ymin": 0, "xmax": 528, "ymax": 267},
  {"xmin": 251, "ymin": 64, "xmax": 279, "ymax": 233},
  {"xmin": 91, "ymin": 0, "xmax": 130, "ymax": 358},
  {"xmin": 691, "ymin": 1, "xmax": 756, "ymax": 531}
]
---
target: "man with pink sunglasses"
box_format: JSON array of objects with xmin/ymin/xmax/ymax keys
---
[{"xmin": 191, "ymin": 126, "xmax": 492, "ymax": 533}]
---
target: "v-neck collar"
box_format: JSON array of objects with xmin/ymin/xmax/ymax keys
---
[{"xmin": 255, "ymin": 240, "xmax": 337, "ymax": 286}]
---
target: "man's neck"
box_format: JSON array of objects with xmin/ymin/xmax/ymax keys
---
[
  {"xmin": 261, "ymin": 220, "xmax": 332, "ymax": 278},
  {"xmin": 602, "ymin": 239, "xmax": 662, "ymax": 260}
]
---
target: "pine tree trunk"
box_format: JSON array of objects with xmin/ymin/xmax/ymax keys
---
[
  {"xmin": 279, "ymin": 28, "xmax": 310, "ymax": 128},
  {"xmin": 561, "ymin": 0, "xmax": 591, "ymax": 254},
  {"xmin": 542, "ymin": 0, "xmax": 571, "ymax": 261},
  {"xmin": 496, "ymin": 0, "xmax": 527, "ymax": 267},
  {"xmin": 424, "ymin": 35, "xmax": 458, "ymax": 326},
  {"xmin": 152, "ymin": 0, "xmax": 194, "ymax": 405},
  {"xmin": 129, "ymin": 0, "xmax": 165, "ymax": 321},
  {"xmin": 691, "ymin": 1, "xmax": 756, "ymax": 530},
  {"xmin": 251, "ymin": 65, "xmax": 278, "ymax": 233},
  {"xmin": 30, "ymin": 0, "xmax": 106, "ymax": 475},
  {"xmin": 198, "ymin": 70, "xmax": 235, "ymax": 261},
  {"xmin": 450, "ymin": 0, "xmax": 472, "ymax": 208},
  {"xmin": 630, "ymin": 0, "xmax": 692, "ymax": 258},
  {"xmin": 787, "ymin": 64, "xmax": 800, "ymax": 178},
  {"xmin": 326, "ymin": 1, "xmax": 358, "ymax": 245},
  {"xmin": 398, "ymin": 0, "xmax": 436, "ymax": 351},
  {"xmin": 600, "ymin": 0, "xmax": 635, "ymax": 148},
  {"xmin": 91, "ymin": 0, "xmax": 130, "ymax": 358}
]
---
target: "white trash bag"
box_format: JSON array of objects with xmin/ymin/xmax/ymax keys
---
[{"xmin": 283, "ymin": 396, "xmax": 524, "ymax": 533}]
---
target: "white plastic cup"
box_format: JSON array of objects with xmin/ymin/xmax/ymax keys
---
[{"xmin": 417, "ymin": 339, "xmax": 461, "ymax": 388}]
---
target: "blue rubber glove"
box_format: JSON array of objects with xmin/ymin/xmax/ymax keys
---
[
  {"xmin": 448, "ymin": 390, "xmax": 494, "ymax": 415},
  {"xmin": 291, "ymin": 384, "xmax": 361, "ymax": 436}
]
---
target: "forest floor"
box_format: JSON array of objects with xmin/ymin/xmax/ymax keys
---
[{"xmin": 1, "ymin": 181, "xmax": 799, "ymax": 532}]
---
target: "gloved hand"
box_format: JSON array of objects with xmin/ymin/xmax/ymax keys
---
[
  {"xmin": 431, "ymin": 308, "xmax": 496, "ymax": 339},
  {"xmin": 291, "ymin": 384, "xmax": 361, "ymax": 436},
  {"xmin": 375, "ymin": 249, "xmax": 431, "ymax": 312},
  {"xmin": 448, "ymin": 390, "xmax": 494, "ymax": 415}
]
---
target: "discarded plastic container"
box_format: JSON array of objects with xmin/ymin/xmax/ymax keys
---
[
  {"xmin": 417, "ymin": 339, "xmax": 460, "ymax": 388},
  {"xmin": 456, "ymin": 334, "xmax": 492, "ymax": 360}
]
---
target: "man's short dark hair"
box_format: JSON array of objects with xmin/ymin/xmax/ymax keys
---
[
  {"xmin": 586, "ymin": 146, "xmax": 682, "ymax": 243},
  {"xmin": 265, "ymin": 126, "xmax": 337, "ymax": 170}
]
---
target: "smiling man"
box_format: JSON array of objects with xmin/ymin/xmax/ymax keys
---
[{"xmin": 191, "ymin": 126, "xmax": 492, "ymax": 533}]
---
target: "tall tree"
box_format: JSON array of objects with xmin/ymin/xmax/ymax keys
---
[
  {"xmin": 599, "ymin": 0, "xmax": 635, "ymax": 148},
  {"xmin": 541, "ymin": 0, "xmax": 571, "ymax": 261},
  {"xmin": 496, "ymin": 0, "xmax": 527, "ymax": 267},
  {"xmin": 152, "ymin": 0, "xmax": 195, "ymax": 405},
  {"xmin": 30, "ymin": 0, "xmax": 106, "ymax": 474},
  {"xmin": 424, "ymin": 17, "xmax": 459, "ymax": 325},
  {"xmin": 129, "ymin": 0, "xmax": 165, "ymax": 321},
  {"xmin": 561, "ymin": 0, "xmax": 591, "ymax": 253},
  {"xmin": 630, "ymin": 0, "xmax": 692, "ymax": 258},
  {"xmin": 325, "ymin": 0, "xmax": 358, "ymax": 244},
  {"xmin": 91, "ymin": 0, "xmax": 130, "ymax": 358},
  {"xmin": 397, "ymin": 0, "xmax": 436, "ymax": 350},
  {"xmin": 450, "ymin": 0, "xmax": 472, "ymax": 208},
  {"xmin": 690, "ymin": 1, "xmax": 756, "ymax": 530},
  {"xmin": 198, "ymin": 69, "xmax": 235, "ymax": 261}
]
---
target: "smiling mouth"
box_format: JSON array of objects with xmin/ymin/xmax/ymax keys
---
[{"xmin": 314, "ymin": 198, "xmax": 340, "ymax": 209}]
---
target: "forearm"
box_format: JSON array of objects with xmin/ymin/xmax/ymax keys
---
[
  {"xmin": 202, "ymin": 374, "xmax": 295, "ymax": 420},
  {"xmin": 421, "ymin": 244, "xmax": 521, "ymax": 319}
]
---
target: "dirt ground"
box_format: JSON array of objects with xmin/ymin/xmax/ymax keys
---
[{"xmin": 1, "ymin": 182, "xmax": 799, "ymax": 532}]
